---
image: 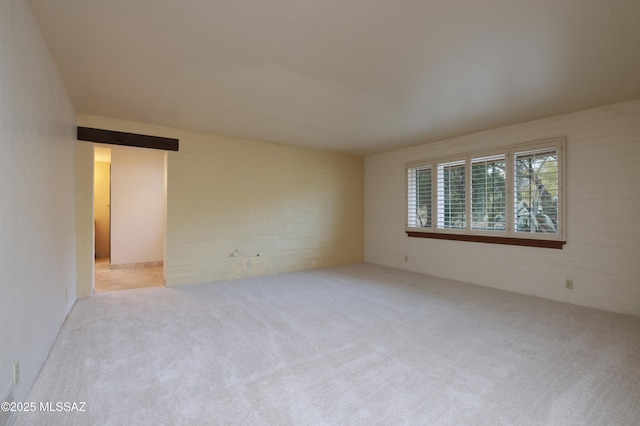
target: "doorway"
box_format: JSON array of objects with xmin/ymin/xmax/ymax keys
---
[
  {"xmin": 94, "ymin": 150, "xmax": 111, "ymax": 259},
  {"xmin": 93, "ymin": 144, "xmax": 166, "ymax": 293}
]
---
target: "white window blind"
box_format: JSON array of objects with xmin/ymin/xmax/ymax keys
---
[
  {"xmin": 471, "ymin": 154, "xmax": 506, "ymax": 231},
  {"xmin": 437, "ymin": 160, "xmax": 466, "ymax": 230},
  {"xmin": 407, "ymin": 166, "xmax": 432, "ymax": 228},
  {"xmin": 514, "ymin": 147, "xmax": 559, "ymax": 234}
]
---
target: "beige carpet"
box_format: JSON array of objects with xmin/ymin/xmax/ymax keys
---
[{"xmin": 16, "ymin": 264, "xmax": 640, "ymax": 425}]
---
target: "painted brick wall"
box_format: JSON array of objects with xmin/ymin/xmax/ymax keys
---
[
  {"xmin": 166, "ymin": 132, "xmax": 364, "ymax": 285},
  {"xmin": 76, "ymin": 116, "xmax": 365, "ymax": 287},
  {"xmin": 365, "ymin": 100, "xmax": 640, "ymax": 316}
]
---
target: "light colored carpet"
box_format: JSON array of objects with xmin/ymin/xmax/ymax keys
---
[{"xmin": 16, "ymin": 263, "xmax": 640, "ymax": 425}]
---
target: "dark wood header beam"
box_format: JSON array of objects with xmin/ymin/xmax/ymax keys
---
[
  {"xmin": 77, "ymin": 127, "xmax": 179, "ymax": 151},
  {"xmin": 406, "ymin": 231, "xmax": 565, "ymax": 249}
]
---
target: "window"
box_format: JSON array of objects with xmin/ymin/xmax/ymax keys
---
[
  {"xmin": 514, "ymin": 147, "xmax": 559, "ymax": 235},
  {"xmin": 471, "ymin": 154, "xmax": 506, "ymax": 231},
  {"xmin": 406, "ymin": 138, "xmax": 566, "ymax": 248},
  {"xmin": 407, "ymin": 166, "xmax": 432, "ymax": 228},
  {"xmin": 437, "ymin": 160, "xmax": 466, "ymax": 230}
]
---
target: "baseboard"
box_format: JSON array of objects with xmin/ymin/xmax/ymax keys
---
[{"xmin": 110, "ymin": 261, "xmax": 163, "ymax": 270}]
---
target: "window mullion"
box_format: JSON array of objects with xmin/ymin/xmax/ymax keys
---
[
  {"xmin": 465, "ymin": 156, "xmax": 471, "ymax": 232},
  {"xmin": 431, "ymin": 168, "xmax": 437, "ymax": 231},
  {"xmin": 506, "ymin": 150, "xmax": 514, "ymax": 235}
]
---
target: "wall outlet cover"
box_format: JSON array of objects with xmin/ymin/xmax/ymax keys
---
[{"xmin": 13, "ymin": 362, "xmax": 19, "ymax": 387}]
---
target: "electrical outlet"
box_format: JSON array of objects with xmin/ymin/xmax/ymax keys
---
[
  {"xmin": 247, "ymin": 260, "xmax": 252, "ymax": 269},
  {"xmin": 404, "ymin": 255, "xmax": 408, "ymax": 262},
  {"xmin": 565, "ymin": 279, "xmax": 573, "ymax": 289},
  {"xmin": 13, "ymin": 362, "xmax": 19, "ymax": 387}
]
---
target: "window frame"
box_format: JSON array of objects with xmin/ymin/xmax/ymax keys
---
[
  {"xmin": 469, "ymin": 152, "xmax": 508, "ymax": 236},
  {"xmin": 435, "ymin": 158, "xmax": 467, "ymax": 231},
  {"xmin": 406, "ymin": 137, "xmax": 566, "ymax": 248},
  {"xmin": 407, "ymin": 164, "xmax": 434, "ymax": 229}
]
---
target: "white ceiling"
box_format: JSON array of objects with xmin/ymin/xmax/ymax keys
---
[{"xmin": 27, "ymin": 0, "xmax": 640, "ymax": 155}]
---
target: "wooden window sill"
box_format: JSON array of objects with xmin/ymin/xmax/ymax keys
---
[{"xmin": 406, "ymin": 231, "xmax": 565, "ymax": 249}]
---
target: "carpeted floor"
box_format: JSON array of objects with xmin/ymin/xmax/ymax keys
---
[{"xmin": 16, "ymin": 263, "xmax": 640, "ymax": 425}]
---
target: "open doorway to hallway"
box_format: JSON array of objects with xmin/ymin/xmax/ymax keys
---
[
  {"xmin": 94, "ymin": 258, "xmax": 164, "ymax": 292},
  {"xmin": 93, "ymin": 144, "xmax": 166, "ymax": 293}
]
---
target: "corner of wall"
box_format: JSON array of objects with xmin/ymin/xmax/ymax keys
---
[{"xmin": 76, "ymin": 141, "xmax": 94, "ymax": 298}]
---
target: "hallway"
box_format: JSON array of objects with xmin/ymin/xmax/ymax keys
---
[{"xmin": 94, "ymin": 258, "xmax": 164, "ymax": 292}]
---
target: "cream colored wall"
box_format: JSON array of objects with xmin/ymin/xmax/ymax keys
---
[
  {"xmin": 76, "ymin": 142, "xmax": 94, "ymax": 299},
  {"xmin": 365, "ymin": 100, "xmax": 640, "ymax": 316},
  {"xmin": 110, "ymin": 145, "xmax": 165, "ymax": 266},
  {"xmin": 77, "ymin": 115, "xmax": 365, "ymax": 286},
  {"xmin": 0, "ymin": 0, "xmax": 77, "ymax": 407},
  {"xmin": 94, "ymin": 161, "xmax": 111, "ymax": 258}
]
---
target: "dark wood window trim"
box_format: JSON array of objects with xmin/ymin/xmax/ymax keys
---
[
  {"xmin": 77, "ymin": 127, "xmax": 179, "ymax": 151},
  {"xmin": 406, "ymin": 231, "xmax": 565, "ymax": 249}
]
